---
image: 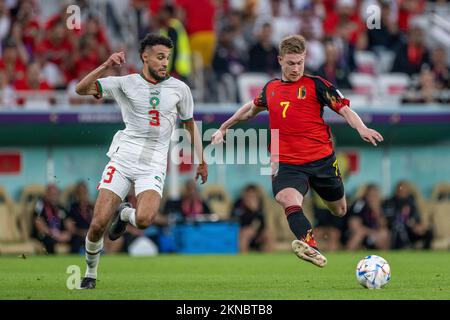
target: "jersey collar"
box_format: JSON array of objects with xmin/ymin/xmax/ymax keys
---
[
  {"xmin": 280, "ymin": 76, "xmax": 303, "ymax": 83},
  {"xmin": 139, "ymin": 72, "xmax": 170, "ymax": 85}
]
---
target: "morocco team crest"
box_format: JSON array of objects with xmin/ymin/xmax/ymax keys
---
[{"xmin": 150, "ymin": 96, "xmax": 160, "ymax": 109}]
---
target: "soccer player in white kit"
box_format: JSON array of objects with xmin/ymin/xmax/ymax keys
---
[{"xmin": 75, "ymin": 34, "xmax": 208, "ymax": 289}]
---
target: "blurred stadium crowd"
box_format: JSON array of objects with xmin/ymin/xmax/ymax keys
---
[
  {"xmin": 1, "ymin": 179, "xmax": 449, "ymax": 255},
  {"xmin": 0, "ymin": 0, "xmax": 449, "ymax": 107}
]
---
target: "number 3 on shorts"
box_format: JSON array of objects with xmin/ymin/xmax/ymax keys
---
[{"xmin": 103, "ymin": 166, "xmax": 116, "ymax": 184}]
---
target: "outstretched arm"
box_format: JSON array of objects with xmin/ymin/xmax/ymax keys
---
[
  {"xmin": 75, "ymin": 52, "xmax": 125, "ymax": 96},
  {"xmin": 211, "ymin": 101, "xmax": 266, "ymax": 144},
  {"xmin": 183, "ymin": 119, "xmax": 208, "ymax": 184},
  {"xmin": 339, "ymin": 106, "xmax": 383, "ymax": 146}
]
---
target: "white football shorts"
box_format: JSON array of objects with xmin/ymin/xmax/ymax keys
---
[{"xmin": 97, "ymin": 161, "xmax": 166, "ymax": 200}]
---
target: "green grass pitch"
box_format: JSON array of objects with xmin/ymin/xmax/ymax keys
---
[{"xmin": 1, "ymin": 251, "xmax": 449, "ymax": 300}]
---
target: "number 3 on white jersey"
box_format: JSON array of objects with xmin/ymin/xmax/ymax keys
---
[{"xmin": 149, "ymin": 110, "xmax": 160, "ymax": 126}]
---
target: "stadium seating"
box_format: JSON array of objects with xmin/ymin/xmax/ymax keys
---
[
  {"xmin": 349, "ymin": 73, "xmax": 377, "ymax": 99},
  {"xmin": 406, "ymin": 181, "xmax": 431, "ymax": 229},
  {"xmin": 355, "ymin": 51, "xmax": 377, "ymax": 75},
  {"xmin": 341, "ymin": 93, "xmax": 370, "ymax": 109},
  {"xmin": 60, "ymin": 184, "xmax": 77, "ymax": 209},
  {"xmin": 0, "ymin": 187, "xmax": 42, "ymax": 255},
  {"xmin": 429, "ymin": 183, "xmax": 450, "ymax": 250},
  {"xmin": 430, "ymin": 182, "xmax": 450, "ymax": 201},
  {"xmin": 237, "ymin": 73, "xmax": 271, "ymax": 103},
  {"xmin": 17, "ymin": 184, "xmax": 46, "ymax": 241},
  {"xmin": 377, "ymin": 73, "xmax": 411, "ymax": 105},
  {"xmin": 201, "ymin": 184, "xmax": 232, "ymax": 221},
  {"xmin": 376, "ymin": 51, "xmax": 396, "ymax": 74}
]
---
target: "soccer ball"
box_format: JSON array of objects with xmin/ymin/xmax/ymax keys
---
[{"xmin": 356, "ymin": 255, "xmax": 391, "ymax": 289}]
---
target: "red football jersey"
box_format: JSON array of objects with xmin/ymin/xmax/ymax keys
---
[{"xmin": 253, "ymin": 74, "xmax": 350, "ymax": 165}]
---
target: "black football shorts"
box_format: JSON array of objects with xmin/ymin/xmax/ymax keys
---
[{"xmin": 272, "ymin": 152, "xmax": 345, "ymax": 202}]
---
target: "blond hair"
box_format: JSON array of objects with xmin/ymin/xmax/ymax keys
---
[{"xmin": 279, "ymin": 35, "xmax": 306, "ymax": 56}]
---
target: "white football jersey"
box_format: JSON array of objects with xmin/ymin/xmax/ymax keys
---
[{"xmin": 96, "ymin": 73, "xmax": 193, "ymax": 172}]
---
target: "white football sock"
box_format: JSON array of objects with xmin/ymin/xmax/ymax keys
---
[
  {"xmin": 120, "ymin": 207, "xmax": 137, "ymax": 227},
  {"xmin": 85, "ymin": 237, "xmax": 103, "ymax": 279}
]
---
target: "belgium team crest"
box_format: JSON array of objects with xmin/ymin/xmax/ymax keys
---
[{"xmin": 297, "ymin": 86, "xmax": 306, "ymax": 99}]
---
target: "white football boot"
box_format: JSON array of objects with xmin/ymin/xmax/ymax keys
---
[{"xmin": 292, "ymin": 240, "xmax": 327, "ymax": 268}]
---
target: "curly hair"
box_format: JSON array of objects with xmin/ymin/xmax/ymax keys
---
[{"xmin": 139, "ymin": 33, "xmax": 173, "ymax": 62}]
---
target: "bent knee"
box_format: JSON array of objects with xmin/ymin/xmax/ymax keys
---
[
  {"xmin": 275, "ymin": 190, "xmax": 301, "ymax": 207},
  {"xmin": 332, "ymin": 204, "xmax": 347, "ymax": 217},
  {"xmin": 135, "ymin": 211, "xmax": 157, "ymax": 229}
]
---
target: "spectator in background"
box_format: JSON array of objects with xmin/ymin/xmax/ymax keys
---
[
  {"xmin": 401, "ymin": 68, "xmax": 448, "ymax": 104},
  {"xmin": 298, "ymin": 4, "xmax": 325, "ymax": 72},
  {"xmin": 66, "ymin": 182, "xmax": 93, "ymax": 254},
  {"xmin": 33, "ymin": 27, "xmax": 65, "ymax": 89},
  {"xmin": 323, "ymin": 0, "xmax": 366, "ymax": 48},
  {"xmin": 158, "ymin": 4, "xmax": 192, "ymax": 81},
  {"xmin": 83, "ymin": 16, "xmax": 110, "ymax": 53},
  {"xmin": 302, "ymin": 27, "xmax": 325, "ymax": 73},
  {"xmin": 391, "ymin": 25, "xmax": 430, "ymax": 76},
  {"xmin": 346, "ymin": 184, "xmax": 391, "ymax": 250},
  {"xmin": 247, "ymin": 22, "xmax": 279, "ymax": 75},
  {"xmin": 231, "ymin": 185, "xmax": 273, "ymax": 253},
  {"xmin": 383, "ymin": 181, "xmax": 433, "ymax": 249},
  {"xmin": 0, "ymin": 0, "xmax": 11, "ymax": 45},
  {"xmin": 14, "ymin": 61, "xmax": 53, "ymax": 107},
  {"xmin": 15, "ymin": 0, "xmax": 41, "ymax": 57},
  {"xmin": 430, "ymin": 46, "xmax": 450, "ymax": 90},
  {"xmin": 35, "ymin": 18, "xmax": 75, "ymax": 86},
  {"xmin": 176, "ymin": 0, "xmax": 216, "ymax": 69},
  {"xmin": 212, "ymin": 26, "xmax": 246, "ymax": 102},
  {"xmin": 221, "ymin": 9, "xmax": 250, "ymax": 60},
  {"xmin": 367, "ymin": 0, "xmax": 401, "ymax": 54},
  {"xmin": 162, "ymin": 179, "xmax": 212, "ymax": 223},
  {"xmin": 256, "ymin": 0, "xmax": 300, "ymax": 45},
  {"xmin": 33, "ymin": 184, "xmax": 75, "ymax": 254},
  {"xmin": 296, "ymin": 1, "xmax": 324, "ymax": 42},
  {"xmin": 316, "ymin": 39, "xmax": 352, "ymax": 89},
  {"xmin": 0, "ymin": 38, "xmax": 27, "ymax": 83},
  {"xmin": 0, "ymin": 68, "xmax": 15, "ymax": 107},
  {"xmin": 73, "ymin": 34, "xmax": 105, "ymax": 81},
  {"xmin": 136, "ymin": 0, "xmax": 159, "ymax": 39},
  {"xmin": 397, "ymin": 0, "xmax": 425, "ymax": 33},
  {"xmin": 322, "ymin": 0, "xmax": 363, "ymax": 72}
]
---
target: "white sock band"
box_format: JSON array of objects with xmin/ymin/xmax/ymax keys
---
[
  {"xmin": 85, "ymin": 237, "xmax": 103, "ymax": 279},
  {"xmin": 120, "ymin": 207, "xmax": 137, "ymax": 228}
]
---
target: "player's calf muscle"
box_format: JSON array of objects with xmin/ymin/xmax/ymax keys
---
[
  {"xmin": 88, "ymin": 189, "xmax": 121, "ymax": 240},
  {"xmin": 87, "ymin": 221, "xmax": 106, "ymax": 241},
  {"xmin": 135, "ymin": 190, "xmax": 161, "ymax": 228}
]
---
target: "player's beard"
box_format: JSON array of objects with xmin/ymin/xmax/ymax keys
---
[{"xmin": 148, "ymin": 66, "xmax": 167, "ymax": 81}]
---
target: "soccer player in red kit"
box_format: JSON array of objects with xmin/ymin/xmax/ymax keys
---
[{"xmin": 212, "ymin": 35, "xmax": 383, "ymax": 267}]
